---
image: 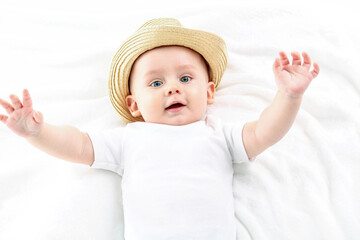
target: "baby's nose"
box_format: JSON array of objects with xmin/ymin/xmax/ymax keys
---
[
  {"xmin": 166, "ymin": 85, "xmax": 181, "ymax": 95},
  {"xmin": 168, "ymin": 89, "xmax": 180, "ymax": 94}
]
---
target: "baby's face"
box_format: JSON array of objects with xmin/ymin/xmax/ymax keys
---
[{"xmin": 126, "ymin": 46, "xmax": 215, "ymax": 126}]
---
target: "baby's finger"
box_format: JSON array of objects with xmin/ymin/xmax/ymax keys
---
[
  {"xmin": 291, "ymin": 52, "xmax": 302, "ymax": 66},
  {"xmin": 0, "ymin": 98, "xmax": 15, "ymax": 114},
  {"xmin": 302, "ymin": 52, "xmax": 311, "ymax": 71},
  {"xmin": 32, "ymin": 111, "xmax": 43, "ymax": 124},
  {"xmin": 273, "ymin": 57, "xmax": 281, "ymax": 70},
  {"xmin": 9, "ymin": 94, "xmax": 23, "ymax": 110},
  {"xmin": 0, "ymin": 114, "xmax": 8, "ymax": 124},
  {"xmin": 279, "ymin": 52, "xmax": 290, "ymax": 68},
  {"xmin": 311, "ymin": 62, "xmax": 320, "ymax": 79},
  {"xmin": 23, "ymin": 89, "xmax": 33, "ymax": 108}
]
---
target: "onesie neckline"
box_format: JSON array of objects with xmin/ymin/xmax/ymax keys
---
[{"xmin": 128, "ymin": 119, "xmax": 206, "ymax": 129}]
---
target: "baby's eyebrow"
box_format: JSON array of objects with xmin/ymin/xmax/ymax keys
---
[
  {"xmin": 175, "ymin": 64, "xmax": 195, "ymax": 71},
  {"xmin": 144, "ymin": 64, "xmax": 195, "ymax": 77}
]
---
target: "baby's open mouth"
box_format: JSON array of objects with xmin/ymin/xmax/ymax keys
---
[
  {"xmin": 166, "ymin": 103, "xmax": 185, "ymax": 110},
  {"xmin": 165, "ymin": 103, "xmax": 186, "ymax": 112}
]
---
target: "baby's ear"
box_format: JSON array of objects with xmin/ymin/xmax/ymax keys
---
[
  {"xmin": 125, "ymin": 95, "xmax": 142, "ymax": 117},
  {"xmin": 207, "ymin": 81, "xmax": 215, "ymax": 105}
]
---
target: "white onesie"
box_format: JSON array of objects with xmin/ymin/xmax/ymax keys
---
[{"xmin": 88, "ymin": 114, "xmax": 252, "ymax": 240}]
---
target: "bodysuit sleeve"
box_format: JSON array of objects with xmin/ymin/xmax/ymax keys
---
[
  {"xmin": 222, "ymin": 121, "xmax": 256, "ymax": 164},
  {"xmin": 206, "ymin": 114, "xmax": 255, "ymax": 164},
  {"xmin": 87, "ymin": 127, "xmax": 125, "ymax": 176}
]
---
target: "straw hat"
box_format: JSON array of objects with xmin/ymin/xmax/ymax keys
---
[{"xmin": 108, "ymin": 18, "xmax": 228, "ymax": 123}]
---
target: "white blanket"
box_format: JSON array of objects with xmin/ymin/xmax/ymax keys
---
[{"xmin": 1, "ymin": 0, "xmax": 359, "ymax": 239}]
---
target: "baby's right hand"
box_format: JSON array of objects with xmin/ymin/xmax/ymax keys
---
[{"xmin": 0, "ymin": 89, "xmax": 43, "ymax": 138}]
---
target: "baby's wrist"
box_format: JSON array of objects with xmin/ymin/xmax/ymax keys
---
[
  {"xmin": 277, "ymin": 90, "xmax": 303, "ymax": 102},
  {"xmin": 25, "ymin": 122, "xmax": 45, "ymax": 140}
]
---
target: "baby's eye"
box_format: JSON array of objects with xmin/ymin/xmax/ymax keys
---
[
  {"xmin": 151, "ymin": 81, "xmax": 163, "ymax": 87},
  {"xmin": 180, "ymin": 76, "xmax": 191, "ymax": 83}
]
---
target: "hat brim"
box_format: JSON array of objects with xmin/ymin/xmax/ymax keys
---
[{"xmin": 109, "ymin": 25, "xmax": 228, "ymax": 123}]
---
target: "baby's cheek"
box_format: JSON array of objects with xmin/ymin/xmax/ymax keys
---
[
  {"xmin": 142, "ymin": 97, "xmax": 161, "ymax": 118},
  {"xmin": 195, "ymin": 88, "xmax": 208, "ymax": 103}
]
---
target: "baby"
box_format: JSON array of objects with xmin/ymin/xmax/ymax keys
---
[{"xmin": 0, "ymin": 18, "xmax": 319, "ymax": 239}]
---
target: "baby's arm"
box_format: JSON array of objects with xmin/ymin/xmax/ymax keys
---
[
  {"xmin": 0, "ymin": 89, "xmax": 94, "ymax": 166},
  {"xmin": 242, "ymin": 52, "xmax": 320, "ymax": 159}
]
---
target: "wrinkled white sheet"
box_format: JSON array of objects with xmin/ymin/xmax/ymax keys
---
[{"xmin": 1, "ymin": 0, "xmax": 359, "ymax": 239}]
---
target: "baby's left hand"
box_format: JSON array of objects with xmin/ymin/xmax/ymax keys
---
[{"xmin": 273, "ymin": 51, "xmax": 320, "ymax": 99}]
